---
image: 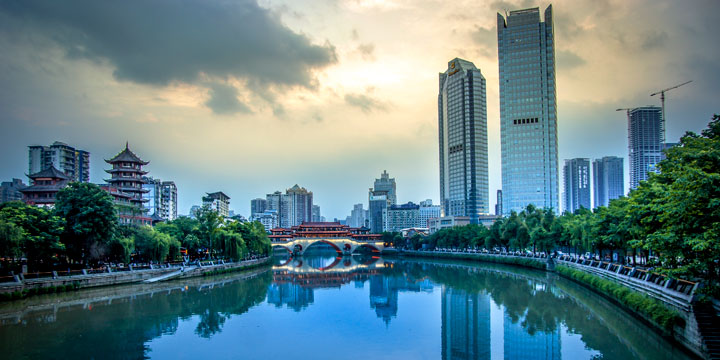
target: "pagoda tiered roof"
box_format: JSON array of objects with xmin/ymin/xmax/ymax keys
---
[
  {"xmin": 27, "ymin": 166, "xmax": 71, "ymax": 180},
  {"xmin": 105, "ymin": 142, "xmax": 149, "ymax": 165}
]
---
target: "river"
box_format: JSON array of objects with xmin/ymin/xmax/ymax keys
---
[{"xmin": 0, "ymin": 251, "xmax": 695, "ymax": 359}]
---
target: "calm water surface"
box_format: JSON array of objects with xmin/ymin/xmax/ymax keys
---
[{"xmin": 0, "ymin": 252, "xmax": 694, "ymax": 359}]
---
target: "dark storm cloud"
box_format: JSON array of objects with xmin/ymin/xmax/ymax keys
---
[
  {"xmin": 0, "ymin": 0, "xmax": 337, "ymax": 96},
  {"xmin": 556, "ymin": 49, "xmax": 586, "ymax": 70},
  {"xmin": 205, "ymin": 83, "xmax": 251, "ymax": 115}
]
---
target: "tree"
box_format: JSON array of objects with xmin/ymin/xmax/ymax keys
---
[
  {"xmin": 54, "ymin": 182, "xmax": 117, "ymax": 265},
  {"xmin": 133, "ymin": 226, "xmax": 179, "ymax": 263},
  {"xmin": 195, "ymin": 206, "xmax": 222, "ymax": 256},
  {"xmin": 107, "ymin": 236, "xmax": 134, "ymax": 264},
  {"xmin": 628, "ymin": 114, "xmax": 720, "ymax": 286},
  {"xmin": 214, "ymin": 228, "xmax": 246, "ymax": 261},
  {"xmin": 0, "ymin": 201, "xmax": 64, "ymax": 269},
  {"xmin": 0, "ymin": 219, "xmax": 23, "ymax": 262}
]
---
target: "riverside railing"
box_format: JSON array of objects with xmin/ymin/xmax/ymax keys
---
[{"xmin": 1, "ymin": 257, "xmax": 268, "ymax": 285}]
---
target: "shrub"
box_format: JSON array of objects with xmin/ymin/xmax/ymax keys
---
[{"xmin": 555, "ymin": 265, "xmax": 683, "ymax": 332}]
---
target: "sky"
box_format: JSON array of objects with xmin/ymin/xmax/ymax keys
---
[{"xmin": 0, "ymin": 0, "xmax": 718, "ymax": 220}]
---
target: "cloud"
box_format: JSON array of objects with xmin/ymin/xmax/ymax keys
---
[
  {"xmin": 0, "ymin": 0, "xmax": 337, "ymax": 106},
  {"xmin": 356, "ymin": 43, "xmax": 376, "ymax": 61},
  {"xmin": 344, "ymin": 89, "xmax": 389, "ymax": 113},
  {"xmin": 471, "ymin": 25, "xmax": 496, "ymax": 58},
  {"xmin": 641, "ymin": 30, "xmax": 668, "ymax": 50},
  {"xmin": 205, "ymin": 83, "xmax": 251, "ymax": 115},
  {"xmin": 556, "ymin": 49, "xmax": 586, "ymax": 70}
]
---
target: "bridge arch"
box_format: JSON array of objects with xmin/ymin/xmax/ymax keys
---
[
  {"xmin": 353, "ymin": 243, "xmax": 381, "ymax": 254},
  {"xmin": 304, "ymin": 239, "xmax": 343, "ymax": 254},
  {"xmin": 272, "ymin": 244, "xmax": 292, "ymax": 253}
]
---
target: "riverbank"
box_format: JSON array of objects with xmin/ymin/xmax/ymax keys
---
[
  {"xmin": 396, "ymin": 250, "xmax": 707, "ymax": 359},
  {"xmin": 0, "ymin": 257, "xmax": 272, "ymax": 301}
]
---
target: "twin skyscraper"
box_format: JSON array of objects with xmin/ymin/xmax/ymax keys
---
[{"xmin": 439, "ymin": 5, "xmax": 558, "ymax": 222}]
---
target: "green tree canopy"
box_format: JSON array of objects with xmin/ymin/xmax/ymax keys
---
[{"xmin": 54, "ymin": 182, "xmax": 117, "ymax": 265}]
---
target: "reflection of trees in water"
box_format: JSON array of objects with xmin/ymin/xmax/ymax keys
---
[
  {"xmin": 0, "ymin": 272, "xmax": 273, "ymax": 359},
  {"xmin": 387, "ymin": 261, "xmax": 649, "ymax": 359}
]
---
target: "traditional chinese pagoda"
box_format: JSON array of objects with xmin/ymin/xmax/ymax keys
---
[
  {"xmin": 20, "ymin": 166, "xmax": 71, "ymax": 207},
  {"xmin": 105, "ymin": 143, "xmax": 151, "ymax": 225}
]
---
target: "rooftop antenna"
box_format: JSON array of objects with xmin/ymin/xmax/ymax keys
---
[{"xmin": 650, "ymin": 81, "xmax": 692, "ymax": 144}]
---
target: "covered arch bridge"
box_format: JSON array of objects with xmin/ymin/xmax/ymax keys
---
[{"xmin": 270, "ymin": 222, "xmax": 385, "ymax": 255}]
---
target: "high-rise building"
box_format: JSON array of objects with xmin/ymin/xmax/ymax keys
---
[
  {"xmin": 104, "ymin": 143, "xmax": 151, "ymax": 225},
  {"xmin": 562, "ymin": 158, "xmax": 590, "ymax": 213},
  {"xmin": 348, "ymin": 203, "xmax": 367, "ymax": 228},
  {"xmin": 593, "ymin": 156, "xmax": 624, "ymax": 208},
  {"xmin": 383, "ymin": 202, "xmax": 420, "ymax": 232},
  {"xmin": 312, "ymin": 205, "xmax": 321, "ymax": 222},
  {"xmin": 368, "ymin": 190, "xmax": 388, "ymax": 233},
  {"xmin": 265, "ymin": 185, "xmax": 313, "ymax": 228},
  {"xmin": 627, "ymin": 106, "xmax": 663, "ymax": 189},
  {"xmin": 438, "ymin": 58, "xmax": 489, "ymax": 224},
  {"xmin": 286, "ymin": 185, "xmax": 313, "ymax": 227},
  {"xmin": 141, "ymin": 177, "xmax": 177, "ymax": 221},
  {"xmin": 374, "ymin": 170, "xmax": 397, "ymax": 206},
  {"xmin": 498, "ymin": 6, "xmax": 559, "ymax": 214},
  {"xmin": 495, "ymin": 190, "xmax": 503, "ymax": 216},
  {"xmin": 0, "ymin": 178, "xmax": 26, "ymax": 204},
  {"xmin": 251, "ymin": 198, "xmax": 267, "ymax": 217},
  {"xmin": 160, "ymin": 181, "xmax": 177, "ymax": 221},
  {"xmin": 203, "ymin": 191, "xmax": 230, "ymax": 217},
  {"xmin": 28, "ymin": 141, "xmax": 90, "ymax": 183},
  {"xmin": 418, "ymin": 199, "xmax": 441, "ymax": 228},
  {"xmin": 143, "ymin": 177, "xmax": 161, "ymax": 217}
]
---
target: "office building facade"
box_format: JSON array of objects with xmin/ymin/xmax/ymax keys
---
[
  {"xmin": 28, "ymin": 141, "xmax": 90, "ymax": 183},
  {"xmin": 593, "ymin": 156, "xmax": 624, "ymax": 208},
  {"xmin": 265, "ymin": 185, "xmax": 313, "ymax": 228},
  {"xmin": 562, "ymin": 158, "xmax": 590, "ymax": 213},
  {"xmin": 438, "ymin": 58, "xmax": 489, "ymax": 224},
  {"xmin": 251, "ymin": 198, "xmax": 267, "ymax": 217},
  {"xmin": 203, "ymin": 191, "xmax": 230, "ymax": 218},
  {"xmin": 374, "ymin": 170, "xmax": 397, "ymax": 206},
  {"xmin": 0, "ymin": 178, "xmax": 26, "ymax": 204},
  {"xmin": 498, "ymin": 6, "xmax": 559, "ymax": 214},
  {"xmin": 383, "ymin": 202, "xmax": 420, "ymax": 232},
  {"xmin": 628, "ymin": 106, "xmax": 663, "ymax": 189}
]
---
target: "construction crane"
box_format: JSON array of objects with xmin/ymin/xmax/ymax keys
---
[{"xmin": 650, "ymin": 80, "xmax": 692, "ymax": 143}]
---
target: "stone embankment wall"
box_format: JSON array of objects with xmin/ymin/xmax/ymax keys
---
[{"xmin": 0, "ymin": 257, "xmax": 271, "ymax": 295}]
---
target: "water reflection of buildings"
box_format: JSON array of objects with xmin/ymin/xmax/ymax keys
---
[
  {"xmin": 440, "ymin": 284, "xmax": 562, "ymax": 360},
  {"xmin": 369, "ymin": 275, "xmax": 433, "ymax": 324},
  {"xmin": 504, "ymin": 313, "xmax": 561, "ymax": 360},
  {"xmin": 441, "ymin": 287, "xmax": 491, "ymax": 360},
  {"xmin": 266, "ymin": 283, "xmax": 314, "ymax": 312}
]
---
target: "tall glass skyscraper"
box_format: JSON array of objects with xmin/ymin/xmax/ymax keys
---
[
  {"xmin": 562, "ymin": 158, "xmax": 590, "ymax": 213},
  {"xmin": 498, "ymin": 6, "xmax": 559, "ymax": 214},
  {"xmin": 438, "ymin": 58, "xmax": 489, "ymax": 224},
  {"xmin": 593, "ymin": 156, "xmax": 624, "ymax": 208},
  {"xmin": 627, "ymin": 106, "xmax": 663, "ymax": 189}
]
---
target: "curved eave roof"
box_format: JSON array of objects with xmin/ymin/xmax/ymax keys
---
[{"xmin": 105, "ymin": 145, "xmax": 149, "ymax": 165}]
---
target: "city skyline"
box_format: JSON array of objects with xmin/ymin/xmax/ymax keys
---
[{"xmin": 1, "ymin": 0, "xmax": 719, "ymax": 219}]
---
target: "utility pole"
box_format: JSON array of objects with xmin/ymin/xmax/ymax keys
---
[{"xmin": 650, "ymin": 81, "xmax": 692, "ymax": 144}]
